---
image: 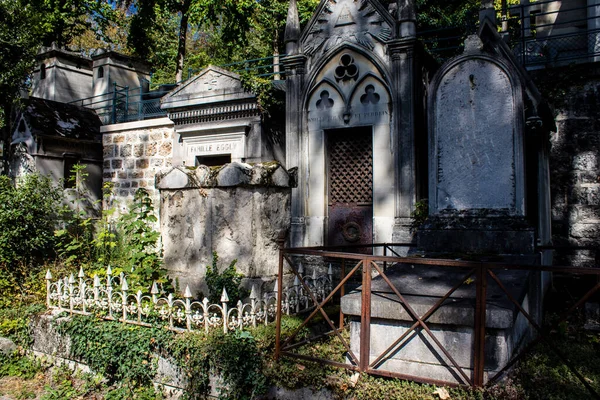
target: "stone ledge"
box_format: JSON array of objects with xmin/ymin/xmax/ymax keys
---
[
  {"xmin": 100, "ymin": 117, "xmax": 174, "ymax": 133},
  {"xmin": 340, "ymin": 264, "xmax": 529, "ymax": 328},
  {"xmin": 156, "ymin": 162, "xmax": 291, "ymax": 189}
]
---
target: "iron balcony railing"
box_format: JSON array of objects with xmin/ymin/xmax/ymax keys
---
[
  {"xmin": 187, "ymin": 54, "xmax": 287, "ymax": 80},
  {"xmin": 70, "ymin": 82, "xmax": 173, "ymax": 125},
  {"xmin": 70, "ymin": 55, "xmax": 286, "ymax": 125},
  {"xmin": 505, "ymin": 0, "xmax": 600, "ymax": 67},
  {"xmin": 417, "ymin": 0, "xmax": 600, "ymax": 68}
]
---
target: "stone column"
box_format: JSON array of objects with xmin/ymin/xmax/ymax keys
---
[
  {"xmin": 389, "ymin": 36, "xmax": 417, "ymax": 244},
  {"xmin": 283, "ymin": 55, "xmax": 307, "ymax": 248},
  {"xmin": 283, "ymin": 0, "xmax": 308, "ymax": 248}
]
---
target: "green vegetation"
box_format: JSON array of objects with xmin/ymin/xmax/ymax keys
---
[
  {"xmin": 410, "ymin": 198, "xmax": 429, "ymax": 233},
  {"xmin": 0, "ymin": 180, "xmax": 597, "ymax": 400},
  {"xmin": 0, "ymin": 174, "xmax": 63, "ymax": 281},
  {"xmin": 204, "ymin": 252, "xmax": 248, "ymax": 304},
  {"xmin": 58, "ymin": 315, "xmax": 172, "ymax": 388}
]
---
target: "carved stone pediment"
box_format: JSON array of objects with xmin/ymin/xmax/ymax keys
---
[
  {"xmin": 301, "ymin": 0, "xmax": 394, "ymax": 58},
  {"xmin": 161, "ymin": 66, "xmax": 254, "ymax": 110}
]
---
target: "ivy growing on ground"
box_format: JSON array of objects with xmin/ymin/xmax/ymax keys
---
[
  {"xmin": 57, "ymin": 315, "xmax": 173, "ymax": 389},
  {"xmin": 59, "ymin": 314, "xmax": 269, "ymax": 400}
]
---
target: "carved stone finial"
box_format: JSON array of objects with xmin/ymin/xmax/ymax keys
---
[
  {"xmin": 284, "ymin": 0, "xmax": 300, "ymax": 55},
  {"xmin": 464, "ymin": 35, "xmax": 484, "ymax": 54},
  {"xmin": 396, "ymin": 0, "xmax": 416, "ymax": 22}
]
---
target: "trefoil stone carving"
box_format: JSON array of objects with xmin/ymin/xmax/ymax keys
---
[
  {"xmin": 317, "ymin": 90, "xmax": 335, "ymax": 109},
  {"xmin": 334, "ymin": 54, "xmax": 359, "ymax": 82}
]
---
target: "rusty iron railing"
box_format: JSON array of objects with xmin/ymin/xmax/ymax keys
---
[{"xmin": 274, "ymin": 243, "xmax": 600, "ymax": 395}]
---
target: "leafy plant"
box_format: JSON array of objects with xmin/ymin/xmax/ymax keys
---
[
  {"xmin": 205, "ymin": 252, "xmax": 248, "ymax": 304},
  {"xmin": 239, "ymin": 73, "xmax": 285, "ymax": 115},
  {"xmin": 0, "ymin": 173, "xmax": 63, "ymax": 279},
  {"xmin": 410, "ymin": 198, "xmax": 429, "ymax": 233},
  {"xmin": 55, "ymin": 163, "xmax": 97, "ymax": 268},
  {"xmin": 208, "ymin": 330, "xmax": 267, "ymax": 399},
  {"xmin": 0, "ymin": 352, "xmax": 42, "ymax": 379},
  {"xmin": 168, "ymin": 331, "xmax": 211, "ymax": 398},
  {"xmin": 116, "ymin": 188, "xmax": 169, "ymax": 292}
]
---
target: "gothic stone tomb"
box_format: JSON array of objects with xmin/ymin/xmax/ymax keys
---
[
  {"xmin": 283, "ymin": 0, "xmax": 428, "ymax": 251},
  {"xmin": 283, "ymin": 0, "xmax": 551, "ymax": 384}
]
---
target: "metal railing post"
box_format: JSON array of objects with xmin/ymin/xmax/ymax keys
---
[
  {"xmin": 359, "ymin": 256, "xmax": 372, "ymax": 372},
  {"xmin": 124, "ymin": 86, "xmax": 129, "ymax": 122},
  {"xmin": 111, "ymin": 82, "xmax": 117, "ymax": 124},
  {"xmin": 138, "ymin": 85, "xmax": 143, "ymax": 120},
  {"xmin": 275, "ymin": 247, "xmax": 284, "ymax": 360},
  {"xmin": 339, "ymin": 260, "xmax": 345, "ymax": 330},
  {"xmin": 473, "ymin": 264, "xmax": 488, "ymax": 387}
]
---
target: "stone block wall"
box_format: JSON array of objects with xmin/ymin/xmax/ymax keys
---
[
  {"xmin": 157, "ymin": 163, "xmax": 291, "ymax": 296},
  {"xmin": 101, "ymin": 117, "xmax": 174, "ymax": 213},
  {"xmin": 539, "ymin": 64, "xmax": 600, "ymax": 265}
]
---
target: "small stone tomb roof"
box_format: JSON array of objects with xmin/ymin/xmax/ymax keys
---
[
  {"xmin": 18, "ymin": 97, "xmax": 102, "ymax": 142},
  {"xmin": 161, "ymin": 65, "xmax": 255, "ymax": 111}
]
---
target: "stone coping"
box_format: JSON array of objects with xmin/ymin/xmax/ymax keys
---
[
  {"xmin": 156, "ymin": 162, "xmax": 291, "ymax": 189},
  {"xmin": 100, "ymin": 117, "xmax": 174, "ymax": 133},
  {"xmin": 340, "ymin": 263, "xmax": 531, "ymax": 329}
]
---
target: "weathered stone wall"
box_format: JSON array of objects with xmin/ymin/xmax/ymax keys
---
[
  {"xmin": 30, "ymin": 313, "xmax": 332, "ymax": 400},
  {"xmin": 538, "ymin": 64, "xmax": 600, "ymax": 265},
  {"xmin": 101, "ymin": 118, "xmax": 174, "ymax": 213},
  {"xmin": 157, "ymin": 163, "xmax": 291, "ymax": 295}
]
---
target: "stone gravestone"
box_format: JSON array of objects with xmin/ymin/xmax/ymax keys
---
[{"xmin": 418, "ymin": 35, "xmax": 534, "ymax": 254}]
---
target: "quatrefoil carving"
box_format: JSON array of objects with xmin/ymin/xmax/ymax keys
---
[{"xmin": 334, "ymin": 54, "xmax": 359, "ymax": 82}]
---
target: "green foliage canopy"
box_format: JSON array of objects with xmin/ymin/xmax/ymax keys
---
[{"xmin": 0, "ymin": 174, "xmax": 63, "ymax": 272}]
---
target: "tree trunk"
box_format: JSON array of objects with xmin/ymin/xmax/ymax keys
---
[{"xmin": 175, "ymin": 0, "xmax": 191, "ymax": 83}]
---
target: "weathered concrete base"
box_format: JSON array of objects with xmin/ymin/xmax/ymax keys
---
[
  {"xmin": 391, "ymin": 218, "xmax": 415, "ymax": 256},
  {"xmin": 341, "ymin": 263, "xmax": 536, "ymax": 384},
  {"xmin": 157, "ymin": 163, "xmax": 292, "ymax": 295}
]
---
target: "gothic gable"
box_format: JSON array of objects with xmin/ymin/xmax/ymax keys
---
[{"xmin": 301, "ymin": 0, "xmax": 394, "ymax": 59}]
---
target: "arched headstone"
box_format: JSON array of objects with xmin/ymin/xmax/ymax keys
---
[{"xmin": 422, "ymin": 36, "xmax": 533, "ymax": 254}]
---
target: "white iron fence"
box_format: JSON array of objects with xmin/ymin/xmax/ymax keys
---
[{"xmin": 45, "ymin": 264, "xmax": 333, "ymax": 334}]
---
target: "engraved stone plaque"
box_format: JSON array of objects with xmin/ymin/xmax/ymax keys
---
[{"xmin": 431, "ymin": 58, "xmax": 523, "ymax": 215}]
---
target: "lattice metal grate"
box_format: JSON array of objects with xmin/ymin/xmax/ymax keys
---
[{"xmin": 328, "ymin": 130, "xmax": 373, "ymax": 204}]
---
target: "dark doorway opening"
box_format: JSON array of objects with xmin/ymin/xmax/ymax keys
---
[
  {"xmin": 326, "ymin": 126, "xmax": 373, "ymax": 253},
  {"xmin": 196, "ymin": 154, "xmax": 231, "ymax": 167}
]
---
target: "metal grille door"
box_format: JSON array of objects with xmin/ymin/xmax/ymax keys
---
[{"xmin": 327, "ymin": 128, "xmax": 373, "ymax": 250}]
